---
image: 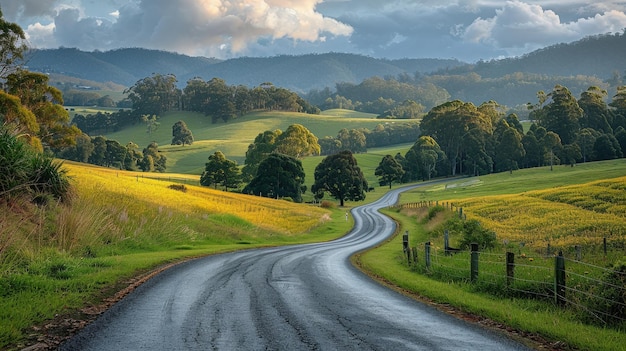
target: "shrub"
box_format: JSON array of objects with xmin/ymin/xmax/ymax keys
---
[
  {"xmin": 427, "ymin": 205, "xmax": 445, "ymax": 220},
  {"xmin": 458, "ymin": 219, "xmax": 497, "ymax": 250},
  {"xmin": 168, "ymin": 184, "xmax": 187, "ymax": 192},
  {"xmin": 0, "ymin": 127, "xmax": 71, "ymax": 204},
  {"xmin": 320, "ymin": 200, "xmax": 336, "ymax": 209}
]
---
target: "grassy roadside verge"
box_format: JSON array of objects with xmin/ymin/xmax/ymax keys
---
[
  {"xmin": 3, "ymin": 207, "xmax": 354, "ymax": 351},
  {"xmin": 0, "ymin": 161, "xmax": 355, "ymax": 350},
  {"xmin": 351, "ymin": 165, "xmax": 626, "ymax": 351}
]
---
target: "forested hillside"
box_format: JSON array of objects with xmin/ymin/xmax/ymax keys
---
[{"xmin": 24, "ymin": 48, "xmax": 462, "ymax": 91}]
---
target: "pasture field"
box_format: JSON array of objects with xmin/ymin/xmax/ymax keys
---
[
  {"xmin": 0, "ymin": 161, "xmax": 354, "ymax": 349},
  {"xmin": 99, "ymin": 109, "xmax": 412, "ymax": 174}
]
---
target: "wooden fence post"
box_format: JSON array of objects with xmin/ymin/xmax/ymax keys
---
[
  {"xmin": 470, "ymin": 243, "xmax": 479, "ymax": 282},
  {"xmin": 425, "ymin": 242, "xmax": 431, "ymax": 270},
  {"xmin": 506, "ymin": 252, "xmax": 515, "ymax": 286},
  {"xmin": 412, "ymin": 247, "xmax": 418, "ymax": 265},
  {"xmin": 402, "ymin": 231, "xmax": 409, "ymax": 254},
  {"xmin": 555, "ymin": 251, "xmax": 566, "ymax": 306},
  {"xmin": 444, "ymin": 229, "xmax": 449, "ymax": 255}
]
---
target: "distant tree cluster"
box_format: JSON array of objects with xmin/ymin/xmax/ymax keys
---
[
  {"xmin": 58, "ymin": 135, "xmax": 167, "ymax": 172},
  {"xmin": 182, "ymin": 79, "xmax": 320, "ymax": 123},
  {"xmin": 373, "ymin": 84, "xmax": 626, "ymax": 188},
  {"xmin": 318, "ymin": 123, "xmax": 420, "ymax": 155},
  {"xmin": 71, "ymin": 109, "xmax": 140, "ymax": 135}
]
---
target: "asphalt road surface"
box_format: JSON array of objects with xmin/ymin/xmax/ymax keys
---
[{"xmin": 60, "ymin": 185, "xmax": 532, "ymax": 350}]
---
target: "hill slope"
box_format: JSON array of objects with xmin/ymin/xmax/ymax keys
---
[{"xmin": 24, "ymin": 49, "xmax": 463, "ymax": 91}]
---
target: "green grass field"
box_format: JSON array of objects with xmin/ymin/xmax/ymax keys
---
[{"xmin": 97, "ymin": 109, "xmax": 414, "ymax": 174}]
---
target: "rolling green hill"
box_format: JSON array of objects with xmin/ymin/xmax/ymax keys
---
[{"xmin": 101, "ymin": 109, "xmax": 411, "ymax": 175}]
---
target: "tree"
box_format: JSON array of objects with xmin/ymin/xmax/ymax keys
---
[
  {"xmin": 242, "ymin": 129, "xmax": 282, "ymax": 181},
  {"xmin": 312, "ymin": 150, "xmax": 368, "ymax": 207},
  {"xmin": 538, "ymin": 85, "xmax": 583, "ymax": 145},
  {"xmin": 494, "ymin": 127, "xmax": 525, "ymax": 173},
  {"xmin": 5, "ymin": 70, "xmax": 80, "ymax": 151},
  {"xmin": 172, "ymin": 120, "xmax": 194, "ymax": 146},
  {"xmin": 375, "ymin": 155, "xmax": 405, "ymax": 189},
  {"xmin": 337, "ymin": 128, "xmax": 367, "ymax": 153},
  {"xmin": 562, "ymin": 144, "xmax": 582, "ymax": 167},
  {"xmin": 274, "ymin": 124, "xmax": 320, "ymax": 158},
  {"xmin": 123, "ymin": 142, "xmax": 142, "ymax": 171},
  {"xmin": 243, "ymin": 153, "xmax": 305, "ymax": 202},
  {"xmin": 200, "ymin": 151, "xmax": 241, "ymax": 191},
  {"xmin": 593, "ymin": 134, "xmax": 623, "ymax": 160},
  {"xmin": 420, "ymin": 100, "xmax": 492, "ymax": 175},
  {"xmin": 578, "ymin": 86, "xmax": 612, "ymax": 133},
  {"xmin": 404, "ymin": 136, "xmax": 446, "ymax": 180},
  {"xmin": 543, "ymin": 131, "xmax": 562, "ymax": 171},
  {"xmin": 0, "ymin": 9, "xmax": 28, "ymax": 79},
  {"xmin": 88, "ymin": 136, "xmax": 107, "ymax": 166},
  {"xmin": 142, "ymin": 114, "xmax": 160, "ymax": 136},
  {"xmin": 576, "ymin": 128, "xmax": 600, "ymax": 163},
  {"xmin": 319, "ymin": 136, "xmax": 342, "ymax": 156},
  {"xmin": 140, "ymin": 142, "xmax": 166, "ymax": 172},
  {"xmin": 125, "ymin": 73, "xmax": 180, "ymax": 116},
  {"xmin": 206, "ymin": 78, "xmax": 236, "ymax": 123}
]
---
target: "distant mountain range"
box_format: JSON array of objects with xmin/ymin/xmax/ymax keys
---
[
  {"xmin": 23, "ymin": 31, "xmax": 626, "ymax": 100},
  {"xmin": 23, "ymin": 48, "xmax": 463, "ymax": 92}
]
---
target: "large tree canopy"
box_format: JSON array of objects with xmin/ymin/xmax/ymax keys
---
[
  {"xmin": 243, "ymin": 153, "xmax": 305, "ymax": 202},
  {"xmin": 200, "ymin": 151, "xmax": 241, "ymax": 191},
  {"xmin": 125, "ymin": 73, "xmax": 180, "ymax": 117},
  {"xmin": 420, "ymin": 100, "xmax": 492, "ymax": 175},
  {"xmin": 0, "ymin": 9, "xmax": 27, "ymax": 79},
  {"xmin": 172, "ymin": 120, "xmax": 194, "ymax": 146},
  {"xmin": 375, "ymin": 154, "xmax": 405, "ymax": 189},
  {"xmin": 274, "ymin": 124, "xmax": 320, "ymax": 158},
  {"xmin": 312, "ymin": 150, "xmax": 368, "ymax": 207}
]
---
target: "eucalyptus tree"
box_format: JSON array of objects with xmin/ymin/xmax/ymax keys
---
[
  {"xmin": 242, "ymin": 130, "xmax": 282, "ymax": 181},
  {"xmin": 201, "ymin": 151, "xmax": 241, "ymax": 191},
  {"xmin": 274, "ymin": 124, "xmax": 320, "ymax": 158},
  {"xmin": 494, "ymin": 127, "xmax": 525, "ymax": 174},
  {"xmin": 125, "ymin": 73, "xmax": 180, "ymax": 117},
  {"xmin": 243, "ymin": 153, "xmax": 305, "ymax": 202},
  {"xmin": 609, "ymin": 85, "xmax": 626, "ymax": 130},
  {"xmin": 420, "ymin": 100, "xmax": 492, "ymax": 175},
  {"xmin": 0, "ymin": 9, "xmax": 28, "ymax": 79},
  {"xmin": 312, "ymin": 150, "xmax": 368, "ymax": 207},
  {"xmin": 404, "ymin": 136, "xmax": 446, "ymax": 181},
  {"xmin": 375, "ymin": 155, "xmax": 405, "ymax": 189},
  {"xmin": 578, "ymin": 86, "xmax": 612, "ymax": 133},
  {"xmin": 539, "ymin": 85, "xmax": 583, "ymax": 145},
  {"xmin": 172, "ymin": 120, "xmax": 194, "ymax": 146}
]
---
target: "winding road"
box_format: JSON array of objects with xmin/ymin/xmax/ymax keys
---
[{"xmin": 60, "ymin": 185, "xmax": 531, "ymax": 350}]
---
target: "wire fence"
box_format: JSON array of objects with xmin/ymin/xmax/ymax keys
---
[
  {"xmin": 401, "ymin": 239, "xmax": 626, "ymax": 328},
  {"xmin": 396, "ymin": 202, "xmax": 626, "ymax": 328}
]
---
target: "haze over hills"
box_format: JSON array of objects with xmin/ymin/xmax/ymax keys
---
[
  {"xmin": 23, "ymin": 31, "xmax": 626, "ymax": 108},
  {"xmin": 24, "ymin": 49, "xmax": 463, "ymax": 93}
]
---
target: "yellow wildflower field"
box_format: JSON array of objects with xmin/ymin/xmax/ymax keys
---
[{"xmin": 452, "ymin": 176, "xmax": 626, "ymax": 250}]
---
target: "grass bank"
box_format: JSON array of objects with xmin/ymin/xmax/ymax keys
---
[{"xmin": 0, "ymin": 162, "xmax": 354, "ymax": 349}]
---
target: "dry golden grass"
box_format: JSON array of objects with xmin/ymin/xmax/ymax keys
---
[{"xmin": 64, "ymin": 162, "xmax": 329, "ymax": 236}]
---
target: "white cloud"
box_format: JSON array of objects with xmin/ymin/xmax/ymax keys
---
[
  {"xmin": 24, "ymin": 22, "xmax": 57, "ymax": 48},
  {"xmin": 17, "ymin": 0, "xmax": 353, "ymax": 58},
  {"xmin": 462, "ymin": 0, "xmax": 626, "ymax": 53}
]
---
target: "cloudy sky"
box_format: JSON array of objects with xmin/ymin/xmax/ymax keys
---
[{"xmin": 2, "ymin": 0, "xmax": 626, "ymax": 62}]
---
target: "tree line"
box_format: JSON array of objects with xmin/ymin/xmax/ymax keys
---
[{"xmin": 373, "ymin": 84, "xmax": 626, "ymax": 189}]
